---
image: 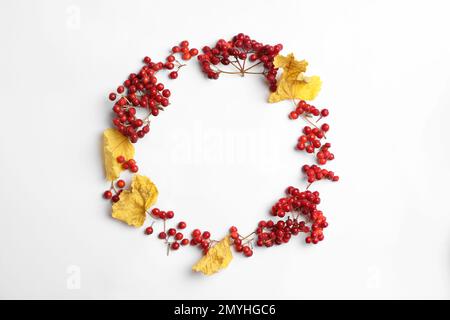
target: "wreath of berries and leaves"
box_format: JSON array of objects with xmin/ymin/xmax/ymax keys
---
[{"xmin": 102, "ymin": 34, "xmax": 339, "ymax": 276}]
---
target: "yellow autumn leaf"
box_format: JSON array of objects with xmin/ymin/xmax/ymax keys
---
[
  {"xmin": 290, "ymin": 75, "xmax": 322, "ymax": 101},
  {"xmin": 103, "ymin": 128, "xmax": 135, "ymax": 181},
  {"xmin": 269, "ymin": 53, "xmax": 321, "ymax": 103},
  {"xmin": 112, "ymin": 174, "xmax": 158, "ymax": 227},
  {"xmin": 273, "ymin": 53, "xmax": 308, "ymax": 81},
  {"xmin": 192, "ymin": 236, "xmax": 233, "ymax": 275}
]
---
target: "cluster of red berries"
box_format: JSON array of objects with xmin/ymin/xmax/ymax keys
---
[
  {"xmin": 147, "ymin": 208, "xmax": 190, "ymax": 251},
  {"xmin": 296, "ymin": 125, "xmax": 325, "ymax": 153},
  {"xmin": 102, "ymin": 182, "xmax": 125, "ymax": 203},
  {"xmin": 316, "ymin": 143, "xmax": 335, "ymax": 165},
  {"xmin": 150, "ymin": 207, "xmax": 175, "ymax": 220},
  {"xmin": 147, "ymin": 208, "xmax": 214, "ymax": 254},
  {"xmin": 116, "ymin": 155, "xmax": 139, "ymax": 173},
  {"xmin": 290, "ymin": 101, "xmax": 334, "ymax": 165},
  {"xmin": 197, "ymin": 33, "xmax": 282, "ymax": 91},
  {"xmin": 289, "ymin": 100, "xmax": 327, "ymax": 119},
  {"xmin": 302, "ymin": 165, "xmax": 339, "ymax": 184},
  {"xmin": 103, "ymin": 188, "xmax": 122, "ymax": 203},
  {"xmin": 108, "ymin": 41, "xmax": 198, "ymax": 143},
  {"xmin": 255, "ymin": 218, "xmax": 310, "ymax": 247},
  {"xmin": 270, "ymin": 186, "xmax": 321, "ymax": 220},
  {"xmin": 229, "ymin": 226, "xmax": 253, "ymax": 257},
  {"xmin": 283, "ymin": 186, "xmax": 328, "ymax": 244},
  {"xmin": 270, "ymin": 100, "xmax": 336, "ymax": 245},
  {"xmin": 102, "ymin": 156, "xmax": 140, "ymax": 201},
  {"xmin": 190, "ymin": 229, "xmax": 213, "ymax": 255},
  {"xmin": 169, "ymin": 40, "xmax": 198, "ymax": 79}
]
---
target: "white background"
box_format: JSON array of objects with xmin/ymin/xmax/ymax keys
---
[{"xmin": 0, "ymin": 0, "xmax": 449, "ymax": 299}]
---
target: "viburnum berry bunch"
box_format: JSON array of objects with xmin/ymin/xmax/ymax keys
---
[
  {"xmin": 197, "ymin": 34, "xmax": 282, "ymax": 92},
  {"xmin": 100, "ymin": 34, "xmax": 339, "ymax": 276},
  {"xmin": 107, "ymin": 41, "xmax": 198, "ymax": 143},
  {"xmin": 302, "ymin": 164, "xmax": 339, "ymax": 186}
]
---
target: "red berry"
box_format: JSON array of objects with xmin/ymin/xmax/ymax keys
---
[
  {"xmin": 151, "ymin": 208, "xmax": 160, "ymax": 216},
  {"xmin": 166, "ymin": 211, "xmax": 174, "ymax": 219},
  {"xmin": 158, "ymin": 232, "xmax": 167, "ymax": 239},
  {"xmin": 177, "ymin": 221, "xmax": 187, "ymax": 229},
  {"xmin": 289, "ymin": 111, "xmax": 298, "ymax": 120},
  {"xmin": 111, "ymin": 195, "xmax": 120, "ymax": 202},
  {"xmin": 171, "ymin": 242, "xmax": 180, "ymax": 250},
  {"xmin": 181, "ymin": 239, "xmax": 189, "ymax": 246},
  {"xmin": 109, "ymin": 93, "xmax": 116, "ymax": 101},
  {"xmin": 169, "ymin": 71, "xmax": 178, "ymax": 79},
  {"xmin": 192, "ymin": 229, "xmax": 201, "ymax": 237},
  {"xmin": 161, "ymin": 98, "xmax": 169, "ymax": 107},
  {"xmin": 103, "ymin": 190, "xmax": 112, "ymax": 199},
  {"xmin": 175, "ymin": 232, "xmax": 183, "ymax": 241},
  {"xmin": 202, "ymin": 231, "xmax": 211, "ymax": 239},
  {"xmin": 145, "ymin": 226, "xmax": 153, "ymax": 235},
  {"xmin": 189, "ymin": 48, "xmax": 198, "ymax": 56},
  {"xmin": 172, "ymin": 46, "xmax": 181, "ymax": 53},
  {"xmin": 168, "ymin": 228, "xmax": 176, "ymax": 236},
  {"xmin": 116, "ymin": 180, "xmax": 125, "ymax": 188},
  {"xmin": 180, "ymin": 40, "xmax": 189, "ymax": 48},
  {"xmin": 200, "ymin": 240, "xmax": 209, "ymax": 249},
  {"xmin": 164, "ymin": 62, "xmax": 174, "ymax": 70},
  {"xmin": 182, "ymin": 53, "xmax": 191, "ymax": 60},
  {"xmin": 193, "ymin": 236, "xmax": 202, "ymax": 245},
  {"xmin": 321, "ymin": 109, "xmax": 329, "ymax": 117}
]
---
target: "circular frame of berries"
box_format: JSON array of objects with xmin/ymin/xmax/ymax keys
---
[{"xmin": 102, "ymin": 34, "xmax": 339, "ymax": 273}]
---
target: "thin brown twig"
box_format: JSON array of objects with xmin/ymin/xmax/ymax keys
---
[
  {"xmin": 229, "ymin": 61, "xmax": 242, "ymax": 71},
  {"xmin": 243, "ymin": 61, "xmax": 262, "ymax": 72}
]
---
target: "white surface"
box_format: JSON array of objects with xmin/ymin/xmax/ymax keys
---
[{"xmin": 0, "ymin": 0, "xmax": 449, "ymax": 299}]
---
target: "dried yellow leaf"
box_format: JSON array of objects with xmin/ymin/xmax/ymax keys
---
[
  {"xmin": 269, "ymin": 53, "xmax": 321, "ymax": 103},
  {"xmin": 274, "ymin": 53, "xmax": 308, "ymax": 81},
  {"xmin": 103, "ymin": 128, "xmax": 135, "ymax": 181},
  {"xmin": 192, "ymin": 236, "xmax": 233, "ymax": 275},
  {"xmin": 289, "ymin": 75, "xmax": 322, "ymax": 101},
  {"xmin": 112, "ymin": 174, "xmax": 158, "ymax": 227}
]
